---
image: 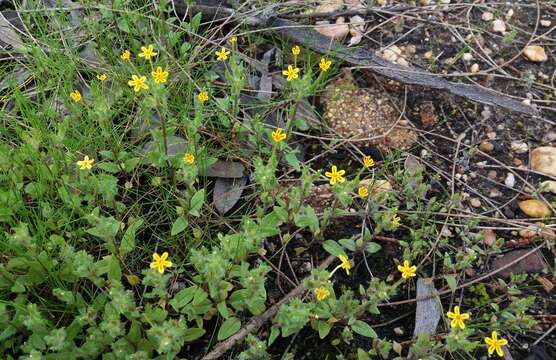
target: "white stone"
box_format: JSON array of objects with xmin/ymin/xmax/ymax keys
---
[
  {"xmin": 505, "ymin": 173, "xmax": 515, "ymax": 188},
  {"xmin": 470, "ymin": 63, "xmax": 480, "ymax": 73},
  {"xmin": 482, "ymin": 12, "xmax": 494, "ymax": 21},
  {"xmin": 540, "ymin": 20, "xmax": 551, "ymax": 27},
  {"xmin": 510, "ymin": 141, "xmax": 529, "ymax": 154},
  {"xmin": 462, "ymin": 52, "xmax": 473, "ymax": 61},
  {"xmin": 492, "ymin": 19, "xmax": 506, "ymax": 33}
]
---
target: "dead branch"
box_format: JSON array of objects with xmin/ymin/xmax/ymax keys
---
[{"xmin": 173, "ymin": 1, "xmax": 535, "ymax": 115}]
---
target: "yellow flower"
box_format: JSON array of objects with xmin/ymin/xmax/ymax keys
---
[
  {"xmin": 120, "ymin": 50, "xmax": 131, "ymax": 61},
  {"xmin": 339, "ymin": 255, "xmax": 351, "ymax": 275},
  {"xmin": 215, "ymin": 47, "xmax": 230, "ymax": 61},
  {"xmin": 292, "ymin": 45, "xmax": 300, "ymax": 56},
  {"xmin": 324, "ymin": 165, "xmax": 345, "ymax": 185},
  {"xmin": 151, "ymin": 66, "xmax": 169, "ymax": 84},
  {"xmin": 397, "ymin": 260, "xmax": 417, "ymax": 279},
  {"xmin": 319, "ymin": 57, "xmax": 332, "ymax": 72},
  {"xmin": 363, "ymin": 155, "xmax": 375, "ymax": 168},
  {"xmin": 128, "ymin": 75, "xmax": 149, "ymax": 92},
  {"xmin": 447, "ymin": 306, "xmax": 470, "ymax": 330},
  {"xmin": 271, "ymin": 128, "xmax": 287, "ymax": 143},
  {"xmin": 149, "ymin": 252, "xmax": 172, "ymax": 274},
  {"xmin": 77, "ymin": 155, "xmax": 94, "ymax": 170},
  {"xmin": 315, "ymin": 286, "xmax": 330, "ymax": 301},
  {"xmin": 198, "ymin": 91, "xmax": 209, "ymax": 103},
  {"xmin": 282, "ymin": 65, "xmax": 300, "ymax": 81},
  {"xmin": 183, "ymin": 153, "xmax": 195, "ymax": 165},
  {"xmin": 485, "ymin": 331, "xmax": 508, "ymax": 357},
  {"xmin": 70, "ymin": 90, "xmax": 81, "ymax": 102},
  {"xmin": 392, "ymin": 215, "xmax": 401, "ymax": 227},
  {"xmin": 229, "ymin": 36, "xmax": 237, "ymax": 45},
  {"xmin": 96, "ymin": 73, "xmax": 107, "ymax": 81},
  {"xmin": 139, "ymin": 44, "xmax": 157, "ymax": 60},
  {"xmin": 358, "ymin": 186, "xmax": 368, "ymax": 198}
]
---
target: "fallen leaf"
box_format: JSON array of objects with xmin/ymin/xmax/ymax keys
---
[
  {"xmin": 139, "ymin": 135, "xmax": 187, "ymax": 159},
  {"xmin": 205, "ymin": 160, "xmax": 246, "ymax": 178},
  {"xmin": 492, "ymin": 249, "xmax": 548, "ymax": 279},
  {"xmin": 536, "ymin": 276, "xmax": 554, "ymax": 293},
  {"xmin": 0, "ymin": 11, "xmax": 24, "ymax": 50},
  {"xmin": 419, "ymin": 101, "xmax": 438, "ymax": 128},
  {"xmin": 213, "ymin": 177, "xmax": 247, "ymax": 215},
  {"xmin": 412, "ymin": 278, "xmax": 441, "ymax": 337},
  {"xmin": 404, "ymin": 154, "xmax": 423, "ymax": 176},
  {"xmin": 348, "ymin": 15, "xmax": 365, "ymax": 47}
]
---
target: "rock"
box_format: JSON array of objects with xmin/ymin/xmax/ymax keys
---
[
  {"xmin": 315, "ymin": 17, "xmax": 350, "ymax": 40},
  {"xmin": 462, "ymin": 53, "xmax": 473, "ymax": 62},
  {"xmin": 510, "ymin": 141, "xmax": 528, "ymax": 154},
  {"xmin": 483, "ymin": 229, "xmax": 497, "ymax": 247},
  {"xmin": 492, "ymin": 249, "xmax": 547, "ymax": 279},
  {"xmin": 492, "ymin": 19, "xmax": 506, "ymax": 33},
  {"xmin": 540, "ymin": 20, "xmax": 551, "ymax": 27},
  {"xmin": 213, "ymin": 176, "xmax": 247, "ymax": 215},
  {"xmin": 504, "ymin": 173, "xmax": 515, "ymax": 188},
  {"xmin": 505, "ymin": 8, "xmax": 514, "ymax": 20},
  {"xmin": 482, "ymin": 12, "xmax": 494, "ymax": 21},
  {"xmin": 470, "ymin": 198, "xmax": 482, "ymax": 208},
  {"xmin": 470, "ymin": 63, "xmax": 480, "ymax": 73},
  {"xmin": 539, "ymin": 180, "xmax": 556, "ymax": 194},
  {"xmin": 489, "ymin": 188, "xmax": 503, "ymax": 198},
  {"xmin": 518, "ymin": 199, "xmax": 552, "ymax": 218},
  {"xmin": 531, "ymin": 147, "xmax": 556, "ymax": 177},
  {"xmin": 523, "ymin": 45, "xmax": 548, "ymax": 63},
  {"xmin": 488, "ymin": 170, "xmax": 497, "ymax": 180},
  {"xmin": 479, "ymin": 142, "xmax": 494, "ymax": 152},
  {"xmin": 205, "ymin": 160, "xmax": 246, "ymax": 178},
  {"xmin": 394, "ymin": 327, "xmax": 404, "ymax": 336}
]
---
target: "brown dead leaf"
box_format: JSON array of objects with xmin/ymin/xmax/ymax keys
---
[
  {"xmin": 492, "ymin": 249, "xmax": 547, "ymax": 279},
  {"xmin": 348, "ymin": 15, "xmax": 365, "ymax": 47},
  {"xmin": 483, "ymin": 229, "xmax": 497, "ymax": 247},
  {"xmin": 537, "ymin": 276, "xmax": 554, "ymax": 293},
  {"xmin": 315, "ymin": 0, "xmax": 343, "ymax": 13}
]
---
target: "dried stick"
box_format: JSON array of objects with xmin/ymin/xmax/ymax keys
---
[{"xmin": 201, "ymin": 255, "xmax": 335, "ymax": 360}]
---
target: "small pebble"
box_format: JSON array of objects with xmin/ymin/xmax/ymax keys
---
[
  {"xmin": 489, "ymin": 188, "xmax": 503, "ymax": 198},
  {"xmin": 481, "ymin": 108, "xmax": 492, "ymax": 120},
  {"xmin": 512, "ymin": 158, "xmax": 523, "ymax": 166},
  {"xmin": 482, "ymin": 12, "xmax": 494, "ymax": 21},
  {"xmin": 394, "ymin": 327, "xmax": 405, "ymax": 336},
  {"xmin": 492, "ymin": 19, "xmax": 506, "ymax": 33},
  {"xmin": 423, "ymin": 50, "xmax": 433, "ymax": 60},
  {"xmin": 469, "ymin": 171, "xmax": 477, "ymax": 179},
  {"xmin": 510, "ymin": 141, "xmax": 529, "ymax": 154},
  {"xmin": 470, "ymin": 63, "xmax": 480, "ymax": 73},
  {"xmin": 540, "ymin": 20, "xmax": 551, "ymax": 27},
  {"xmin": 486, "ymin": 132, "xmax": 496, "ymax": 140},
  {"xmin": 505, "ymin": 9, "xmax": 514, "ymax": 20},
  {"xmin": 505, "ymin": 173, "xmax": 515, "ymax": 188},
  {"xmin": 462, "ymin": 52, "xmax": 473, "ymax": 61},
  {"xmin": 479, "ymin": 142, "xmax": 494, "ymax": 152},
  {"xmin": 476, "ymin": 161, "xmax": 487, "ymax": 168},
  {"xmin": 470, "ymin": 198, "xmax": 482, "ymax": 208},
  {"xmin": 488, "ymin": 170, "xmax": 497, "ymax": 179}
]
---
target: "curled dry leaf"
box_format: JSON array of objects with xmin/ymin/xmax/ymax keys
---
[
  {"xmin": 315, "ymin": 17, "xmax": 350, "ymax": 40},
  {"xmin": 348, "ymin": 15, "xmax": 366, "ymax": 47},
  {"xmin": 214, "ymin": 177, "xmax": 248, "ymax": 215}
]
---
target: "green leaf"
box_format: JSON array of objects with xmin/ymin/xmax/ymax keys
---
[
  {"xmin": 268, "ymin": 327, "xmax": 280, "ymax": 346},
  {"xmin": 117, "ymin": 18, "xmax": 130, "ymax": 32},
  {"xmin": 169, "ymin": 286, "xmax": 197, "ymax": 311},
  {"xmin": 86, "ymin": 216, "xmax": 120, "ymax": 241},
  {"xmin": 318, "ymin": 320, "xmax": 331, "ymax": 339},
  {"xmin": 366, "ymin": 242, "xmax": 382, "ymax": 254},
  {"xmin": 183, "ymin": 328, "xmax": 205, "ymax": 342},
  {"xmin": 285, "ymin": 151, "xmax": 301, "ymax": 171},
  {"xmin": 189, "ymin": 189, "xmax": 205, "ymax": 217},
  {"xmin": 339, "ymin": 238, "xmax": 355, "ymax": 251},
  {"xmin": 445, "ymin": 275, "xmax": 457, "ymax": 293},
  {"xmin": 171, "ymin": 217, "xmax": 188, "ymax": 236},
  {"xmin": 217, "ymin": 302, "xmax": 230, "ymax": 319},
  {"xmin": 357, "ymin": 348, "xmax": 371, "ymax": 360},
  {"xmin": 217, "ymin": 317, "xmax": 241, "ymax": 341},
  {"xmin": 96, "ymin": 162, "xmax": 120, "ymax": 173},
  {"xmin": 323, "ymin": 240, "xmax": 346, "ymax": 257},
  {"xmin": 120, "ymin": 218, "xmax": 143, "ymax": 256},
  {"xmin": 351, "ymin": 320, "xmax": 377, "ymax": 338}
]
